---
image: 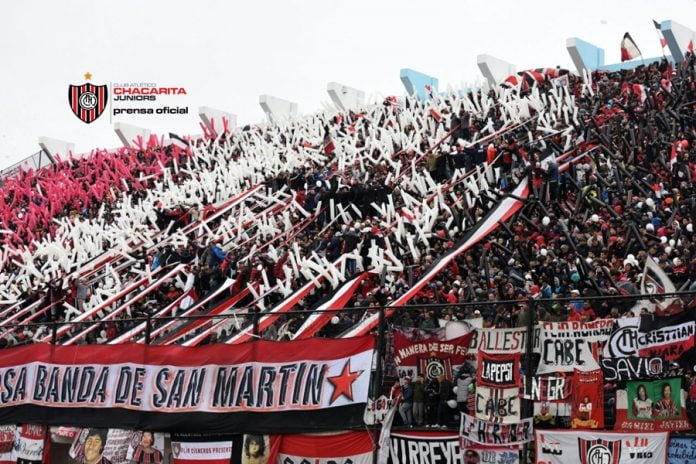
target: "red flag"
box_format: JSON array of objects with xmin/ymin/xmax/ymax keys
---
[
  {"xmin": 620, "ymin": 33, "xmax": 642, "ymax": 61},
  {"xmin": 571, "ymin": 370, "xmax": 605, "ymax": 429},
  {"xmin": 429, "ymin": 107, "xmax": 442, "ymax": 121},
  {"xmin": 661, "ymin": 38, "xmax": 667, "ymax": 48},
  {"xmin": 671, "ymin": 142, "xmax": 678, "ymax": 169},
  {"xmin": 688, "ymin": 40, "xmax": 694, "ymax": 53},
  {"xmin": 632, "ymin": 83, "xmax": 647, "ymax": 103}
]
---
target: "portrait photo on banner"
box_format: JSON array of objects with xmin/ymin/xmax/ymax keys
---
[
  {"xmin": 241, "ymin": 435, "xmax": 269, "ymax": 464},
  {"xmin": 627, "ymin": 378, "xmax": 682, "ymax": 420},
  {"xmin": 69, "ymin": 429, "xmax": 112, "ymax": 464}
]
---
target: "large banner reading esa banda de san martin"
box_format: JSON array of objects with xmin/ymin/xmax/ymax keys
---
[{"xmin": 0, "ymin": 336, "xmax": 375, "ymax": 433}]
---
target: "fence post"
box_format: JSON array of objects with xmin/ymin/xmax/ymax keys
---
[
  {"xmin": 253, "ymin": 308, "xmax": 260, "ymax": 337},
  {"xmin": 521, "ymin": 297, "xmax": 536, "ymax": 464},
  {"xmin": 51, "ymin": 322, "xmax": 58, "ymax": 344},
  {"xmin": 145, "ymin": 314, "xmax": 152, "ymax": 344},
  {"xmin": 372, "ymin": 305, "xmax": 386, "ymax": 464}
]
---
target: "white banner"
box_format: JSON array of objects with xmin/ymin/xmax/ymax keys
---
[
  {"xmin": 603, "ymin": 317, "xmax": 640, "ymax": 358},
  {"xmin": 537, "ymin": 320, "xmax": 613, "ymax": 374},
  {"xmin": 364, "ymin": 395, "xmax": 398, "ymax": 425},
  {"xmin": 469, "ymin": 326, "xmax": 540, "ymax": 356},
  {"xmin": 171, "ymin": 440, "xmax": 233, "ymax": 464},
  {"xmin": 535, "ymin": 430, "xmax": 668, "ymax": 464},
  {"xmin": 474, "ymin": 387, "xmax": 520, "ymax": 424},
  {"xmin": 2, "ymin": 352, "xmax": 372, "ymax": 413},
  {"xmin": 460, "ymin": 414, "xmax": 532, "ymax": 446}
]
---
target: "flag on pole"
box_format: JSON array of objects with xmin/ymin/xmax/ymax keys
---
[
  {"xmin": 653, "ymin": 20, "xmax": 667, "ymax": 48},
  {"xmin": 621, "ymin": 33, "xmax": 642, "ymax": 61},
  {"xmin": 168, "ymin": 133, "xmax": 190, "ymax": 150}
]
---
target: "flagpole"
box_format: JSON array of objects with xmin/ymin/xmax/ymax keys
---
[{"xmin": 653, "ymin": 29, "xmax": 666, "ymax": 59}]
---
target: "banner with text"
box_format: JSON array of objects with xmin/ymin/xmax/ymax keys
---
[
  {"xmin": 469, "ymin": 326, "xmax": 540, "ymax": 358},
  {"xmin": 536, "ymin": 320, "xmax": 613, "ymax": 374},
  {"xmin": 459, "ymin": 414, "xmax": 532, "ymax": 446},
  {"xmin": 384, "ymin": 430, "xmax": 518, "ymax": 464},
  {"xmin": 171, "ymin": 438, "xmax": 233, "ymax": 464},
  {"xmin": 535, "ymin": 430, "xmax": 668, "ymax": 464},
  {"xmin": 520, "ymin": 376, "xmax": 571, "ymax": 402},
  {"xmin": 637, "ymin": 310, "xmax": 696, "ymax": 363},
  {"xmin": 0, "ymin": 337, "xmax": 375, "ymax": 433},
  {"xmin": 668, "ymin": 437, "xmax": 696, "ymax": 463},
  {"xmin": 603, "ymin": 318, "xmax": 640, "ymax": 358},
  {"xmin": 393, "ymin": 332, "xmax": 473, "ymax": 381},
  {"xmin": 475, "ymin": 387, "xmax": 521, "ymax": 424},
  {"xmin": 477, "ymin": 352, "xmax": 520, "ymax": 389},
  {"xmin": 600, "ymin": 356, "xmax": 666, "ymax": 382}
]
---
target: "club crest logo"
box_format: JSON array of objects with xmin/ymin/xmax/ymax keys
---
[
  {"xmin": 578, "ymin": 438, "xmax": 621, "ymax": 464},
  {"xmin": 419, "ymin": 355, "xmax": 452, "ymax": 381},
  {"xmin": 68, "ymin": 72, "xmax": 107, "ymax": 123}
]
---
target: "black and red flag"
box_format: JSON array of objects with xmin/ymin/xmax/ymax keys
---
[
  {"xmin": 620, "ymin": 33, "xmax": 642, "ymax": 62},
  {"xmin": 68, "ymin": 82, "xmax": 108, "ymax": 123}
]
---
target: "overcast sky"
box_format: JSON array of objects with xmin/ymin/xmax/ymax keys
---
[{"xmin": 1, "ymin": 0, "xmax": 695, "ymax": 169}]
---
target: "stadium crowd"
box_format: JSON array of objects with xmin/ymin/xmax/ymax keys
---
[{"xmin": 0, "ymin": 53, "xmax": 693, "ymax": 368}]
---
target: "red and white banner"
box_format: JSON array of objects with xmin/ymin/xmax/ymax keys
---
[
  {"xmin": 460, "ymin": 414, "xmax": 533, "ymax": 446},
  {"xmin": 637, "ymin": 310, "xmax": 695, "ymax": 362},
  {"xmin": 273, "ymin": 431, "xmax": 372, "ymax": 464},
  {"xmin": 393, "ymin": 331, "xmax": 473, "ymax": 381},
  {"xmin": 535, "ymin": 430, "xmax": 667, "ymax": 464},
  {"xmin": 171, "ymin": 440, "xmax": 232, "ymax": 464},
  {"xmin": 477, "ymin": 351, "xmax": 520, "ymax": 388},
  {"xmin": 0, "ymin": 337, "xmax": 375, "ymax": 432},
  {"xmin": 14, "ymin": 425, "xmax": 46, "ymax": 464},
  {"xmin": 0, "ymin": 426, "xmax": 14, "ymax": 464},
  {"xmin": 0, "ymin": 425, "xmax": 46, "ymax": 464},
  {"xmin": 537, "ymin": 319, "xmax": 614, "ymax": 374},
  {"xmin": 50, "ymin": 427, "xmax": 80, "ymax": 444},
  {"xmin": 570, "ymin": 370, "xmax": 604, "ymax": 429},
  {"xmin": 292, "ymin": 272, "xmax": 371, "ymax": 340}
]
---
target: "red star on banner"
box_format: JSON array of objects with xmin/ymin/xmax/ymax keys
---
[{"xmin": 327, "ymin": 359, "xmax": 363, "ymax": 404}]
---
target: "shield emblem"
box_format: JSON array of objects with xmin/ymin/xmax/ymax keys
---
[
  {"xmin": 68, "ymin": 83, "xmax": 108, "ymax": 123},
  {"xmin": 419, "ymin": 356, "xmax": 452, "ymax": 381},
  {"xmin": 578, "ymin": 438, "xmax": 621, "ymax": 464}
]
